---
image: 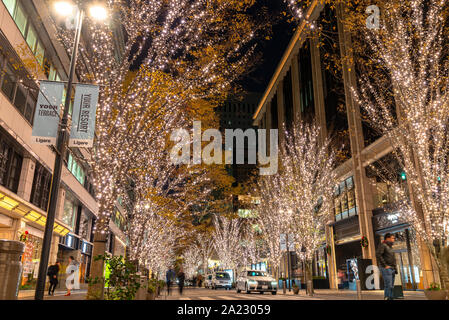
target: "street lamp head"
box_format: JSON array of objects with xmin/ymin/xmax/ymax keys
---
[
  {"xmin": 54, "ymin": 1, "xmax": 74, "ymax": 17},
  {"xmin": 89, "ymin": 4, "xmax": 108, "ymax": 21}
]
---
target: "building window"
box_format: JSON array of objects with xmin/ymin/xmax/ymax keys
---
[
  {"xmin": 62, "ymin": 196, "xmax": 77, "ymax": 230},
  {"xmin": 2, "ymin": 0, "xmax": 48, "ymax": 67},
  {"xmin": 112, "ymin": 210, "xmax": 126, "ymax": 232},
  {"xmin": 334, "ymin": 176, "xmax": 357, "ymax": 221},
  {"xmin": 0, "ymin": 57, "xmax": 38, "ymax": 124},
  {"xmin": 67, "ymin": 152, "xmax": 86, "ymax": 185},
  {"xmin": 0, "ymin": 134, "xmax": 23, "ymax": 193},
  {"xmin": 30, "ymin": 162, "xmax": 52, "ymax": 211}
]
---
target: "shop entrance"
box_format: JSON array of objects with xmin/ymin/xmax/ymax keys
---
[
  {"xmin": 375, "ymin": 228, "xmax": 422, "ymax": 290},
  {"xmin": 394, "ymin": 249, "xmax": 417, "ymax": 290}
]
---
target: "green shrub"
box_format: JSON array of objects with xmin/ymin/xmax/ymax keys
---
[{"xmin": 87, "ymin": 254, "xmax": 141, "ymax": 300}]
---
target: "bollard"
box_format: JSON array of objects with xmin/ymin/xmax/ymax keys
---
[
  {"xmin": 356, "ymin": 279, "xmax": 362, "ymax": 300},
  {"xmin": 283, "ymin": 280, "xmax": 286, "ymax": 294},
  {"xmin": 307, "ymin": 280, "xmax": 314, "ymax": 296},
  {"xmin": 135, "ymin": 274, "xmax": 148, "ymax": 300},
  {"xmin": 0, "ymin": 240, "xmax": 25, "ymax": 300}
]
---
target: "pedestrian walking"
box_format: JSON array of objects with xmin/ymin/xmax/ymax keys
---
[
  {"xmin": 376, "ymin": 233, "xmax": 397, "ymax": 300},
  {"xmin": 65, "ymin": 256, "xmax": 80, "ymax": 296},
  {"xmin": 178, "ymin": 267, "xmax": 185, "ymax": 295},
  {"xmin": 198, "ymin": 274, "xmax": 203, "ymax": 287},
  {"xmin": 192, "ymin": 275, "xmax": 197, "ymax": 287},
  {"xmin": 47, "ymin": 261, "xmax": 60, "ymax": 296},
  {"xmin": 166, "ymin": 268, "xmax": 175, "ymax": 296}
]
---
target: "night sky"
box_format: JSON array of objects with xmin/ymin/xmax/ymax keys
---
[{"xmin": 238, "ymin": 0, "xmax": 295, "ymax": 93}]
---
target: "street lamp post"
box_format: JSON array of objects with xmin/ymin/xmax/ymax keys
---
[
  {"xmin": 286, "ymin": 234, "xmax": 291, "ymax": 292},
  {"xmin": 34, "ymin": 6, "xmax": 84, "ymax": 301}
]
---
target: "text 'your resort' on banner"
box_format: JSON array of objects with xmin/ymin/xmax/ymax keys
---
[{"xmin": 31, "ymin": 80, "xmax": 99, "ymax": 148}]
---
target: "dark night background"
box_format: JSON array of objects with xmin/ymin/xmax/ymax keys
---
[{"xmin": 238, "ymin": 0, "xmax": 295, "ymax": 93}]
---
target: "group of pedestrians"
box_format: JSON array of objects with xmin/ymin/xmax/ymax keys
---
[
  {"xmin": 165, "ymin": 267, "xmax": 186, "ymax": 295},
  {"xmin": 46, "ymin": 256, "xmax": 80, "ymax": 296}
]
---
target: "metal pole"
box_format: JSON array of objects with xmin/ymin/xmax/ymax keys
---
[
  {"xmin": 356, "ymin": 279, "xmax": 362, "ymax": 300},
  {"xmin": 34, "ymin": 9, "xmax": 84, "ymax": 300},
  {"xmin": 287, "ymin": 235, "xmax": 291, "ymax": 291}
]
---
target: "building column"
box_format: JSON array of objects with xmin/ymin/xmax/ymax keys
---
[
  {"xmin": 265, "ymin": 100, "xmax": 272, "ymax": 154},
  {"xmin": 336, "ymin": 4, "xmax": 377, "ymax": 263},
  {"xmin": 16, "ymin": 157, "xmax": 36, "ymax": 202},
  {"xmin": 309, "ymin": 31, "xmax": 328, "ymax": 144},
  {"xmin": 326, "ymin": 225, "xmax": 339, "ymax": 289},
  {"xmin": 291, "ymin": 54, "xmax": 302, "ymax": 123},
  {"xmin": 276, "ymin": 81, "xmax": 285, "ymax": 142}
]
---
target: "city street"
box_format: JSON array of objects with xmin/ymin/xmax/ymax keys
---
[
  {"xmin": 1, "ymin": 0, "xmax": 448, "ymax": 305},
  {"xmin": 156, "ymin": 287, "xmax": 426, "ymax": 301}
]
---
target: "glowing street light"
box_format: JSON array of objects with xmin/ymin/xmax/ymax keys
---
[
  {"xmin": 53, "ymin": 1, "xmax": 74, "ymax": 17},
  {"xmin": 53, "ymin": 1, "xmax": 107, "ymax": 21},
  {"xmin": 89, "ymin": 4, "xmax": 108, "ymax": 21}
]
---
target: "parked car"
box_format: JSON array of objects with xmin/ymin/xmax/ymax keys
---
[
  {"xmin": 204, "ymin": 274, "xmax": 213, "ymax": 288},
  {"xmin": 236, "ymin": 270, "xmax": 277, "ymax": 295},
  {"xmin": 211, "ymin": 271, "xmax": 232, "ymax": 290}
]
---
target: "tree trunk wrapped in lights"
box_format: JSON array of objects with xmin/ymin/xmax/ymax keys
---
[
  {"xmin": 254, "ymin": 180, "xmax": 291, "ymax": 281},
  {"xmin": 182, "ymin": 246, "xmax": 202, "ymax": 280},
  {"xmin": 212, "ymin": 215, "xmax": 243, "ymax": 274},
  {"xmin": 350, "ymin": 0, "xmax": 449, "ymax": 290},
  {"xmin": 258, "ymin": 121, "xmax": 336, "ymax": 296},
  {"xmin": 195, "ymin": 232, "xmax": 214, "ymax": 276}
]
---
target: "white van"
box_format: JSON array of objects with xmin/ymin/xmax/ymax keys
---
[
  {"xmin": 211, "ymin": 271, "xmax": 232, "ymax": 290},
  {"xmin": 204, "ymin": 274, "xmax": 213, "ymax": 288}
]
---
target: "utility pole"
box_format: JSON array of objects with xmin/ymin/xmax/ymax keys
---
[{"xmin": 34, "ymin": 9, "xmax": 84, "ymax": 301}]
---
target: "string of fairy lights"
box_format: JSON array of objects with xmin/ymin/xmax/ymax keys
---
[
  {"xmin": 257, "ymin": 122, "xmax": 336, "ymax": 266},
  {"xmin": 49, "ymin": 0, "xmax": 267, "ymax": 279},
  {"xmin": 56, "ymin": 0, "xmax": 257, "ymax": 239}
]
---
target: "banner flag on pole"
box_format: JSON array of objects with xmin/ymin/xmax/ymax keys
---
[
  {"xmin": 68, "ymin": 84, "xmax": 99, "ymax": 148},
  {"xmin": 31, "ymin": 81, "xmax": 64, "ymax": 145}
]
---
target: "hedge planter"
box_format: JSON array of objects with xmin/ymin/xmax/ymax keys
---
[
  {"xmin": 146, "ymin": 292, "xmax": 156, "ymax": 300},
  {"xmin": 424, "ymin": 290, "xmax": 448, "ymax": 300}
]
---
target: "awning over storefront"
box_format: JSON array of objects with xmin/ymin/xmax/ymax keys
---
[{"xmin": 0, "ymin": 189, "xmax": 70, "ymax": 236}]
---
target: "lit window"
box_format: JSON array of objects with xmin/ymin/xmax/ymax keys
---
[
  {"xmin": 14, "ymin": 2, "xmax": 27, "ymax": 35},
  {"xmin": 3, "ymin": 0, "xmax": 16, "ymax": 16}
]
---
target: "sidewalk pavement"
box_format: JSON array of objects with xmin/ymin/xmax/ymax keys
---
[
  {"xmin": 16, "ymin": 288, "xmax": 426, "ymax": 300},
  {"xmin": 18, "ymin": 289, "xmax": 87, "ymax": 300},
  {"xmin": 278, "ymin": 289, "xmax": 426, "ymax": 300}
]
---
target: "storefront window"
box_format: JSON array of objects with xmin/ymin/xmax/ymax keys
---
[{"xmin": 20, "ymin": 233, "xmax": 43, "ymax": 289}]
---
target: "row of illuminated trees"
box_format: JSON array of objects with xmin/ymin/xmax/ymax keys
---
[{"xmin": 50, "ymin": 0, "xmax": 449, "ymax": 298}]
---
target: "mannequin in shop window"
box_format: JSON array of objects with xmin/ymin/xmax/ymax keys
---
[{"xmin": 65, "ymin": 256, "xmax": 80, "ymax": 296}]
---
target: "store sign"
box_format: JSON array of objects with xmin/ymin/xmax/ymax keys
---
[
  {"xmin": 373, "ymin": 212, "xmax": 406, "ymax": 231},
  {"xmin": 31, "ymin": 81, "xmax": 64, "ymax": 145},
  {"xmin": 69, "ymin": 84, "xmax": 99, "ymax": 148}
]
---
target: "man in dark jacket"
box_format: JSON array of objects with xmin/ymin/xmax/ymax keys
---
[
  {"xmin": 178, "ymin": 267, "xmax": 185, "ymax": 295},
  {"xmin": 166, "ymin": 268, "xmax": 175, "ymax": 296},
  {"xmin": 376, "ymin": 233, "xmax": 397, "ymax": 300},
  {"xmin": 47, "ymin": 261, "xmax": 60, "ymax": 296}
]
